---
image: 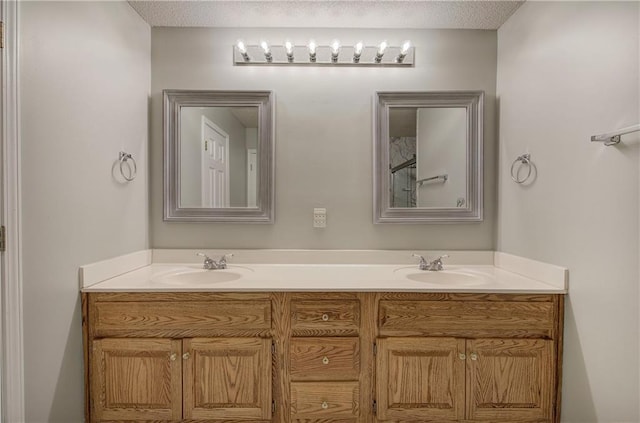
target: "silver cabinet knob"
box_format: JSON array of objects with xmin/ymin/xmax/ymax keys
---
[
  {"xmin": 169, "ymin": 353, "xmax": 177, "ymax": 361},
  {"xmin": 470, "ymin": 353, "xmax": 478, "ymax": 361},
  {"xmin": 182, "ymin": 352, "xmax": 191, "ymax": 360},
  {"xmin": 458, "ymin": 353, "xmax": 466, "ymax": 360},
  {"xmin": 321, "ymin": 313, "xmax": 330, "ymax": 321},
  {"xmin": 321, "ymin": 401, "xmax": 329, "ymax": 410},
  {"xmin": 322, "ymin": 356, "xmax": 330, "ymax": 365}
]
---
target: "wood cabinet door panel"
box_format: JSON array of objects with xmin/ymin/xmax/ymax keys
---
[
  {"xmin": 467, "ymin": 338, "xmax": 554, "ymax": 421},
  {"xmin": 183, "ymin": 337, "xmax": 272, "ymax": 420},
  {"xmin": 290, "ymin": 337, "xmax": 360, "ymax": 381},
  {"xmin": 91, "ymin": 338, "xmax": 182, "ymax": 421},
  {"xmin": 291, "ymin": 381, "xmax": 360, "ymax": 419},
  {"xmin": 376, "ymin": 337, "xmax": 465, "ymax": 421}
]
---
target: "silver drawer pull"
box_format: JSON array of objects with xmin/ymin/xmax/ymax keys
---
[
  {"xmin": 321, "ymin": 401, "xmax": 329, "ymax": 409},
  {"xmin": 321, "ymin": 313, "xmax": 330, "ymax": 321},
  {"xmin": 322, "ymin": 356, "xmax": 330, "ymax": 365}
]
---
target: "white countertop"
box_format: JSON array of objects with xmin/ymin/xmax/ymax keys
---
[{"xmin": 81, "ymin": 262, "xmax": 567, "ymax": 294}]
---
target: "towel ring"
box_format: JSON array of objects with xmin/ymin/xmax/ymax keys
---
[
  {"xmin": 119, "ymin": 152, "xmax": 137, "ymax": 182},
  {"xmin": 510, "ymin": 153, "xmax": 532, "ymax": 184}
]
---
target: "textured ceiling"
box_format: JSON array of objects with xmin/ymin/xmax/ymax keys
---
[{"xmin": 128, "ymin": 1, "xmax": 524, "ymax": 29}]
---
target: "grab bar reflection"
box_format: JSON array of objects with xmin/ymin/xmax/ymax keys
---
[{"xmin": 416, "ymin": 174, "xmax": 448, "ymax": 186}]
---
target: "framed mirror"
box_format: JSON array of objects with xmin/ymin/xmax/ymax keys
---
[
  {"xmin": 164, "ymin": 90, "xmax": 274, "ymax": 222},
  {"xmin": 374, "ymin": 91, "xmax": 483, "ymax": 223}
]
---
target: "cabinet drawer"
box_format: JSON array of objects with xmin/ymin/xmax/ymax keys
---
[
  {"xmin": 291, "ymin": 300, "xmax": 359, "ymax": 335},
  {"xmin": 291, "ymin": 382, "xmax": 359, "ymax": 419},
  {"xmin": 93, "ymin": 300, "xmax": 271, "ymax": 335},
  {"xmin": 379, "ymin": 300, "xmax": 554, "ymax": 338},
  {"xmin": 290, "ymin": 337, "xmax": 360, "ymax": 381}
]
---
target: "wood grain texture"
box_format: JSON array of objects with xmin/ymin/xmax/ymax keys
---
[
  {"xmin": 379, "ymin": 300, "xmax": 554, "ymax": 338},
  {"xmin": 554, "ymin": 295, "xmax": 565, "ymax": 423},
  {"xmin": 91, "ymin": 338, "xmax": 182, "ymax": 422},
  {"xmin": 183, "ymin": 337, "xmax": 272, "ymax": 420},
  {"xmin": 290, "ymin": 337, "xmax": 359, "ymax": 381},
  {"xmin": 272, "ymin": 292, "xmax": 291, "ymax": 423},
  {"xmin": 466, "ymin": 338, "xmax": 553, "ymax": 421},
  {"xmin": 291, "ymin": 382, "xmax": 360, "ymax": 419},
  {"xmin": 378, "ymin": 293, "xmax": 554, "ymax": 302},
  {"xmin": 291, "ymin": 300, "xmax": 360, "ymax": 335},
  {"xmin": 359, "ymin": 293, "xmax": 376, "ymax": 423},
  {"xmin": 376, "ymin": 337, "xmax": 465, "ymax": 421},
  {"xmin": 82, "ymin": 293, "xmax": 91, "ymax": 423},
  {"xmin": 94, "ymin": 300, "xmax": 271, "ymax": 333}
]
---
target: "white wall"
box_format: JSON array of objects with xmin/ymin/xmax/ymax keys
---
[
  {"xmin": 19, "ymin": 2, "xmax": 150, "ymax": 422},
  {"xmin": 151, "ymin": 28, "xmax": 497, "ymax": 249},
  {"xmin": 497, "ymin": 2, "xmax": 640, "ymax": 422}
]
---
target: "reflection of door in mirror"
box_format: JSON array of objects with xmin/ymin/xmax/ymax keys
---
[
  {"xmin": 201, "ymin": 117, "xmax": 229, "ymax": 207},
  {"xmin": 179, "ymin": 107, "xmax": 258, "ymax": 208},
  {"xmin": 416, "ymin": 108, "xmax": 467, "ymax": 208}
]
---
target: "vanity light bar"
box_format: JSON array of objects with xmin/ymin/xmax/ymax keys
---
[{"xmin": 233, "ymin": 40, "xmax": 415, "ymax": 66}]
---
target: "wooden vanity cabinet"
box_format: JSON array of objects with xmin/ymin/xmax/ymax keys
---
[
  {"xmin": 83, "ymin": 291, "xmax": 563, "ymax": 423},
  {"xmin": 375, "ymin": 294, "xmax": 563, "ymax": 423}
]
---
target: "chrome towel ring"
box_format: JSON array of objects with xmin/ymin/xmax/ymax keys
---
[
  {"xmin": 119, "ymin": 151, "xmax": 137, "ymax": 182},
  {"xmin": 510, "ymin": 153, "xmax": 532, "ymax": 184}
]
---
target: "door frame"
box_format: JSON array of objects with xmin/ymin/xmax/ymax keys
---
[{"xmin": 0, "ymin": 0, "xmax": 25, "ymax": 421}]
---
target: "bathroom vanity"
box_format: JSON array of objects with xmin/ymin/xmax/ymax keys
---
[{"xmin": 81, "ymin": 256, "xmax": 566, "ymax": 423}]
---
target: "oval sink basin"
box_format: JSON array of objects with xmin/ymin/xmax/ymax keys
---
[
  {"xmin": 152, "ymin": 266, "xmax": 250, "ymax": 286},
  {"xmin": 393, "ymin": 266, "xmax": 492, "ymax": 287}
]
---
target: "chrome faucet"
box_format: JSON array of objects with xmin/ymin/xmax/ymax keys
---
[
  {"xmin": 196, "ymin": 253, "xmax": 234, "ymax": 270},
  {"xmin": 412, "ymin": 254, "xmax": 449, "ymax": 271}
]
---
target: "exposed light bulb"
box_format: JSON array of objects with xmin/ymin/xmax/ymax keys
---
[
  {"xmin": 400, "ymin": 40, "xmax": 411, "ymax": 55},
  {"xmin": 284, "ymin": 40, "xmax": 294, "ymax": 55},
  {"xmin": 260, "ymin": 41, "xmax": 272, "ymax": 62},
  {"xmin": 284, "ymin": 40, "xmax": 294, "ymax": 62},
  {"xmin": 330, "ymin": 39, "xmax": 341, "ymax": 63},
  {"xmin": 353, "ymin": 41, "xmax": 364, "ymax": 63},
  {"xmin": 308, "ymin": 40, "xmax": 317, "ymax": 62},
  {"xmin": 375, "ymin": 40, "xmax": 388, "ymax": 63},
  {"xmin": 260, "ymin": 41, "xmax": 270, "ymax": 54},
  {"xmin": 236, "ymin": 40, "xmax": 247, "ymax": 54},
  {"xmin": 236, "ymin": 39, "xmax": 250, "ymax": 62},
  {"xmin": 396, "ymin": 40, "xmax": 411, "ymax": 63},
  {"xmin": 354, "ymin": 41, "xmax": 364, "ymax": 55}
]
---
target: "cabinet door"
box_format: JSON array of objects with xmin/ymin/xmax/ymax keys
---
[
  {"xmin": 91, "ymin": 338, "xmax": 182, "ymax": 422},
  {"xmin": 183, "ymin": 337, "xmax": 272, "ymax": 420},
  {"xmin": 466, "ymin": 338, "xmax": 554, "ymax": 421},
  {"xmin": 376, "ymin": 337, "xmax": 465, "ymax": 421}
]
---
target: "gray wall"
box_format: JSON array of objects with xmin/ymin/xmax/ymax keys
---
[
  {"xmin": 497, "ymin": 2, "xmax": 639, "ymax": 422},
  {"xmin": 20, "ymin": 2, "xmax": 150, "ymax": 422},
  {"xmin": 151, "ymin": 28, "xmax": 497, "ymax": 249}
]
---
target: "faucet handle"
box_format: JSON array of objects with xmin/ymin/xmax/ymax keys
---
[
  {"xmin": 431, "ymin": 254, "xmax": 449, "ymax": 263},
  {"xmin": 217, "ymin": 253, "xmax": 234, "ymax": 269},
  {"xmin": 196, "ymin": 252, "xmax": 212, "ymax": 260},
  {"xmin": 412, "ymin": 253, "xmax": 428, "ymax": 270}
]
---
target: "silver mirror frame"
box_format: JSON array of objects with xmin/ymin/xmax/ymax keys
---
[
  {"xmin": 163, "ymin": 90, "xmax": 275, "ymax": 222},
  {"xmin": 374, "ymin": 91, "xmax": 484, "ymax": 223}
]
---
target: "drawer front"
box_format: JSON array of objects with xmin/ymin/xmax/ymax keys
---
[
  {"xmin": 291, "ymin": 300, "xmax": 360, "ymax": 335},
  {"xmin": 379, "ymin": 300, "xmax": 554, "ymax": 338},
  {"xmin": 94, "ymin": 300, "xmax": 271, "ymax": 334},
  {"xmin": 290, "ymin": 337, "xmax": 360, "ymax": 381},
  {"xmin": 291, "ymin": 382, "xmax": 359, "ymax": 419}
]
